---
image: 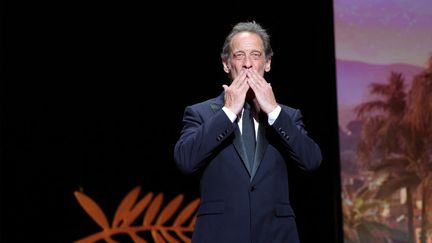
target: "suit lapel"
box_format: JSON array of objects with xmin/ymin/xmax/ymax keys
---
[
  {"xmin": 208, "ymin": 92, "xmax": 266, "ymax": 179},
  {"xmin": 210, "ymin": 95, "xmax": 252, "ymax": 176},
  {"xmin": 210, "ymin": 92, "xmax": 225, "ymax": 113},
  {"xmin": 233, "ymin": 127, "xmax": 253, "ymax": 175}
]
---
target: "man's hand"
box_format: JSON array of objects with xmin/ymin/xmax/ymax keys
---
[
  {"xmin": 223, "ymin": 70, "xmax": 249, "ymax": 116},
  {"xmin": 246, "ymin": 69, "xmax": 278, "ymax": 114}
]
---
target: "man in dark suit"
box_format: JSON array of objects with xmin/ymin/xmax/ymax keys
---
[{"xmin": 174, "ymin": 21, "xmax": 322, "ymax": 243}]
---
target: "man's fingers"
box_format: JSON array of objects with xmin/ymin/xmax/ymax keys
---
[{"xmin": 231, "ymin": 70, "xmax": 248, "ymax": 88}]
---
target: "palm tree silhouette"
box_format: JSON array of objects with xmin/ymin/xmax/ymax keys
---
[
  {"xmin": 355, "ymin": 72, "xmax": 417, "ymax": 242},
  {"xmin": 403, "ymin": 55, "xmax": 432, "ymax": 243},
  {"xmin": 354, "ymin": 58, "xmax": 432, "ymax": 242}
]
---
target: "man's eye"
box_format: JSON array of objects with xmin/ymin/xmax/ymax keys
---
[
  {"xmin": 251, "ymin": 52, "xmax": 262, "ymax": 58},
  {"xmin": 233, "ymin": 53, "xmax": 245, "ymax": 59}
]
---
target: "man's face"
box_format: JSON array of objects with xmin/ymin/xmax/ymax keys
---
[{"xmin": 223, "ymin": 32, "xmax": 271, "ymax": 81}]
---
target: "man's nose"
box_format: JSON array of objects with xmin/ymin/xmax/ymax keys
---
[{"xmin": 242, "ymin": 56, "xmax": 253, "ymax": 69}]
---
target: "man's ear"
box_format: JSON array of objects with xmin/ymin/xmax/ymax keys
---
[
  {"xmin": 223, "ymin": 61, "xmax": 230, "ymax": 73},
  {"xmin": 265, "ymin": 59, "xmax": 271, "ymax": 72}
]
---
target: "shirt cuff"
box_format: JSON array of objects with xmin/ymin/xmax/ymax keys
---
[
  {"xmin": 267, "ymin": 105, "xmax": 281, "ymax": 125},
  {"xmin": 222, "ymin": 106, "xmax": 237, "ymax": 123}
]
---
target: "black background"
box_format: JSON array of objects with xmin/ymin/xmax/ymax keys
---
[{"xmin": 1, "ymin": 1, "xmax": 342, "ymax": 242}]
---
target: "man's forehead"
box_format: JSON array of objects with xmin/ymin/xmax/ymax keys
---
[{"xmin": 231, "ymin": 33, "xmax": 264, "ymax": 51}]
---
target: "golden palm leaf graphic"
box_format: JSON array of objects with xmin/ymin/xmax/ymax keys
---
[{"xmin": 74, "ymin": 186, "xmax": 200, "ymax": 243}]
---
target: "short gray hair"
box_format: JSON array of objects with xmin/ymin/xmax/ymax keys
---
[{"xmin": 221, "ymin": 21, "xmax": 273, "ymax": 61}]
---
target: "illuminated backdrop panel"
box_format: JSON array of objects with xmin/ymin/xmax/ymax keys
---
[{"xmin": 334, "ymin": 1, "xmax": 432, "ymax": 242}]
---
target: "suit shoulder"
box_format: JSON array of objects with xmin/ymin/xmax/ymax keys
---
[
  {"xmin": 186, "ymin": 95, "xmax": 223, "ymax": 111},
  {"xmin": 279, "ymin": 104, "xmax": 300, "ymax": 114}
]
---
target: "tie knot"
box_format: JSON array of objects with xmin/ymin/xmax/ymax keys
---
[{"xmin": 244, "ymin": 102, "xmax": 251, "ymax": 111}]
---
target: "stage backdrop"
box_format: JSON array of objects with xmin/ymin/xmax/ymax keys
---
[{"xmin": 333, "ymin": 0, "xmax": 432, "ymax": 242}]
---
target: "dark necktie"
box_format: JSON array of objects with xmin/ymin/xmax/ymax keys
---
[{"xmin": 242, "ymin": 102, "xmax": 256, "ymax": 170}]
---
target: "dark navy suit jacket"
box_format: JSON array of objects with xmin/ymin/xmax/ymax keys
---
[{"xmin": 174, "ymin": 92, "xmax": 322, "ymax": 243}]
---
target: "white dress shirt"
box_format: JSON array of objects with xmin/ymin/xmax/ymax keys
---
[{"xmin": 222, "ymin": 105, "xmax": 282, "ymax": 139}]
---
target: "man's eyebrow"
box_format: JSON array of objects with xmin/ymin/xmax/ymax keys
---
[{"xmin": 233, "ymin": 50, "xmax": 262, "ymax": 53}]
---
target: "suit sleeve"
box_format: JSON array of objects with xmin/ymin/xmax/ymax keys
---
[
  {"xmin": 174, "ymin": 106, "xmax": 237, "ymax": 174},
  {"xmin": 271, "ymin": 108, "xmax": 322, "ymax": 171}
]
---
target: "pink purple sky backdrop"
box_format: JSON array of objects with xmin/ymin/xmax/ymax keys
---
[{"xmin": 333, "ymin": 0, "xmax": 432, "ymax": 67}]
